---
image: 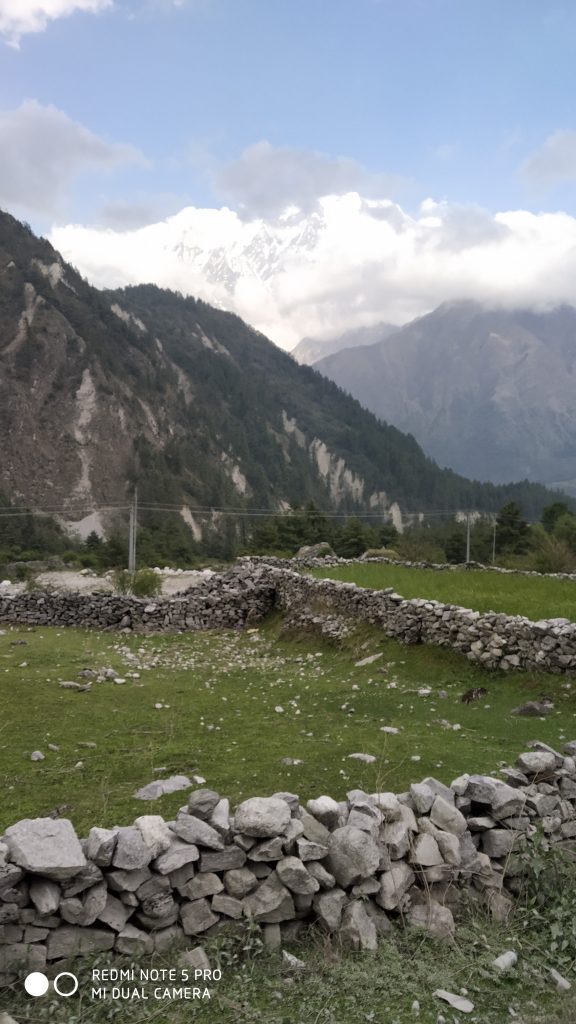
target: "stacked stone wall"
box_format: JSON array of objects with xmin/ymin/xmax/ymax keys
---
[{"xmin": 1, "ymin": 741, "xmax": 575, "ymax": 983}]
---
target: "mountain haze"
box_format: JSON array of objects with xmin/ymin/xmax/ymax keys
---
[
  {"xmin": 291, "ymin": 321, "xmax": 399, "ymax": 366},
  {"xmin": 0, "ymin": 213, "xmax": 560, "ymax": 545},
  {"xmin": 317, "ymin": 300, "xmax": 576, "ymax": 493}
]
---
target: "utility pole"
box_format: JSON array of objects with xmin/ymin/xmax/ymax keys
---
[
  {"xmin": 492, "ymin": 517, "xmax": 497, "ymax": 564},
  {"xmin": 465, "ymin": 511, "xmax": 471, "ymax": 563},
  {"xmin": 128, "ymin": 487, "xmax": 138, "ymax": 572}
]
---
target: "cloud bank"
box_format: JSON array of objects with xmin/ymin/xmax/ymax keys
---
[
  {"xmin": 50, "ymin": 191, "xmax": 576, "ymax": 349},
  {"xmin": 0, "ymin": 0, "xmax": 111, "ymax": 46},
  {"xmin": 0, "ymin": 101, "xmax": 142, "ymax": 214}
]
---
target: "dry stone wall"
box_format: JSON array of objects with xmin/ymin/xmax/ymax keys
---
[
  {"xmin": 1, "ymin": 741, "xmax": 575, "ymax": 983},
  {"xmin": 2, "ymin": 558, "xmax": 576, "ymax": 673},
  {"xmin": 0, "ymin": 566, "xmax": 275, "ymax": 633},
  {"xmin": 259, "ymin": 562, "xmax": 576, "ymax": 674}
]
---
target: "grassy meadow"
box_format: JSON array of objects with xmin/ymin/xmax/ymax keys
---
[
  {"xmin": 309, "ymin": 561, "xmax": 576, "ymax": 620},
  {"xmin": 2, "ymin": 615, "xmax": 576, "ymax": 1023},
  {"xmin": 1, "ymin": 616, "xmax": 575, "ymax": 834}
]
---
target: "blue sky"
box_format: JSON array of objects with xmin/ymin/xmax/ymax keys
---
[
  {"xmin": 2, "ymin": 0, "xmax": 576, "ymax": 345},
  {"xmin": 2, "ymin": 0, "xmax": 576, "ymax": 226}
]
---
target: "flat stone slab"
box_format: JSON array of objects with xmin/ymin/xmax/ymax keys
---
[
  {"xmin": 134, "ymin": 775, "xmax": 192, "ymax": 800},
  {"xmin": 4, "ymin": 818, "xmax": 86, "ymax": 880}
]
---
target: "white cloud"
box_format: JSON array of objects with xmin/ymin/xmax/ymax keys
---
[
  {"xmin": 0, "ymin": 0, "xmax": 111, "ymax": 46},
  {"xmin": 0, "ymin": 101, "xmax": 142, "ymax": 214},
  {"xmin": 521, "ymin": 130, "xmax": 576, "ymax": 185},
  {"xmin": 213, "ymin": 141, "xmax": 408, "ymax": 220},
  {"xmin": 49, "ymin": 192, "xmax": 576, "ymax": 350}
]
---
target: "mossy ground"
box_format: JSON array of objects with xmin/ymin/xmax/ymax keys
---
[{"xmin": 309, "ymin": 562, "xmax": 576, "ymax": 621}]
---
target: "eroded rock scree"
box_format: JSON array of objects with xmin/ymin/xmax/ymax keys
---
[{"xmin": 1, "ymin": 741, "xmax": 575, "ymax": 983}]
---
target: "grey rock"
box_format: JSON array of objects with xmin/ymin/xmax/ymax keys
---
[
  {"xmin": 98, "ymin": 893, "xmax": 132, "ymax": 931},
  {"xmin": 61, "ymin": 862, "xmax": 103, "ymax": 896},
  {"xmin": 106, "ymin": 866, "xmax": 152, "ymax": 892},
  {"xmin": 5, "ymin": 818, "xmax": 86, "ymax": 880},
  {"xmin": 112, "ymin": 827, "xmax": 153, "ymax": 870},
  {"xmin": 410, "ymin": 834, "xmax": 443, "ymax": 866},
  {"xmin": 326, "ymin": 827, "xmax": 380, "ymax": 887},
  {"xmin": 211, "ymin": 894, "xmax": 243, "ymax": 918},
  {"xmin": 181, "ymin": 898, "xmax": 220, "ymax": 934},
  {"xmin": 153, "ymin": 840, "xmax": 200, "ymax": 874},
  {"xmin": 29, "ymin": 879, "xmax": 60, "ymax": 916},
  {"xmin": 377, "ymin": 862, "xmax": 415, "ymax": 910},
  {"xmin": 116, "ymin": 923, "xmax": 154, "ymax": 955},
  {"xmin": 516, "ymin": 751, "xmax": 557, "ymax": 775},
  {"xmin": 365, "ymin": 900, "xmax": 393, "ymax": 934},
  {"xmin": 1, "ymin": 941, "xmax": 46, "ymax": 973},
  {"xmin": 382, "ymin": 819, "xmax": 411, "ymax": 859},
  {"xmin": 223, "ymin": 868, "xmax": 258, "ymax": 898},
  {"xmin": 207, "ymin": 799, "xmax": 231, "ymax": 837},
  {"xmin": 482, "ymin": 829, "xmax": 520, "ymax": 858},
  {"xmin": 430, "ymin": 796, "xmax": 467, "ymax": 835},
  {"xmin": 306, "ymin": 796, "xmax": 341, "ymax": 830},
  {"xmin": 276, "ymin": 857, "xmax": 319, "ymax": 895},
  {"xmin": 154, "ymin": 924, "xmax": 185, "ymax": 952},
  {"xmin": 296, "ymin": 838, "xmax": 329, "ymax": 861},
  {"xmin": 60, "ymin": 881, "xmax": 107, "ymax": 926},
  {"xmin": 180, "ymin": 873, "xmax": 223, "ymax": 900},
  {"xmin": 86, "ymin": 826, "xmax": 117, "ymax": 866},
  {"xmin": 243, "ymin": 872, "xmax": 296, "ymax": 923},
  {"xmin": 187, "ymin": 788, "xmax": 221, "ymax": 820},
  {"xmin": 408, "ymin": 900, "xmax": 455, "ymax": 940},
  {"xmin": 299, "ymin": 809, "xmax": 331, "ymax": 844},
  {"xmin": 410, "ymin": 783, "xmax": 435, "ymax": 813},
  {"xmin": 134, "ymin": 815, "xmax": 172, "ymax": 857},
  {"xmin": 171, "ymin": 817, "xmax": 225, "ymax": 851},
  {"xmin": 435, "ymin": 831, "xmax": 461, "ymax": 866},
  {"xmin": 312, "ymin": 888, "xmax": 347, "ymax": 931},
  {"xmin": 306, "ymin": 861, "xmax": 335, "ymax": 889},
  {"xmin": 133, "ymin": 775, "xmax": 192, "ymax": 800},
  {"xmin": 340, "ymin": 900, "xmax": 378, "ymax": 951},
  {"xmin": 234, "ymin": 797, "xmax": 291, "ymax": 838},
  {"xmin": 47, "ymin": 924, "xmax": 115, "ymax": 959},
  {"xmin": 199, "ymin": 846, "xmax": 246, "ymax": 872},
  {"xmin": 247, "ymin": 837, "xmax": 284, "ymax": 861}
]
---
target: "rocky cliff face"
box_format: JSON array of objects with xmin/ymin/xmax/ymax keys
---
[{"xmin": 316, "ymin": 300, "xmax": 576, "ymax": 490}]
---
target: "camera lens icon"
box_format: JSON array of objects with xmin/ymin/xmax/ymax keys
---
[{"xmin": 54, "ymin": 972, "xmax": 79, "ymax": 997}]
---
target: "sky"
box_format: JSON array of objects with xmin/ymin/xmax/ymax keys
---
[{"xmin": 2, "ymin": 0, "xmax": 576, "ymax": 347}]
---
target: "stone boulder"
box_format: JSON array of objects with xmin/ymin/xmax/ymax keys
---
[{"xmin": 4, "ymin": 819, "xmax": 86, "ymax": 880}]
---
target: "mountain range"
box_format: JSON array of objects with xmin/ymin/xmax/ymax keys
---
[
  {"xmin": 316, "ymin": 300, "xmax": 576, "ymax": 493},
  {"xmin": 291, "ymin": 322, "xmax": 397, "ymax": 366},
  {"xmin": 0, "ymin": 211, "xmax": 558, "ymax": 547}
]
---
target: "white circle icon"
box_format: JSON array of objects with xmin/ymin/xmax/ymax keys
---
[
  {"xmin": 54, "ymin": 972, "xmax": 79, "ymax": 998},
  {"xmin": 24, "ymin": 972, "xmax": 49, "ymax": 997}
]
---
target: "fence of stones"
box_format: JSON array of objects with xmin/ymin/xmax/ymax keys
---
[
  {"xmin": 1, "ymin": 741, "xmax": 575, "ymax": 985},
  {"xmin": 0, "ymin": 566, "xmax": 276, "ymax": 633},
  {"xmin": 260, "ymin": 562, "xmax": 576, "ymax": 674},
  {"xmin": 2, "ymin": 559, "xmax": 576, "ymax": 673}
]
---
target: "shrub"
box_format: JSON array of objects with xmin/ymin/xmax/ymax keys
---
[
  {"xmin": 131, "ymin": 568, "xmax": 162, "ymax": 598},
  {"xmin": 112, "ymin": 567, "xmax": 162, "ymax": 598}
]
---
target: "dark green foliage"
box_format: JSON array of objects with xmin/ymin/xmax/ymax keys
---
[{"xmin": 496, "ymin": 501, "xmax": 530, "ymax": 554}]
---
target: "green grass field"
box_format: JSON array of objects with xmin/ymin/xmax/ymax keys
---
[
  {"xmin": 1, "ymin": 617, "xmax": 575, "ymax": 834},
  {"xmin": 2, "ymin": 618, "xmax": 576, "ymax": 1023},
  {"xmin": 309, "ymin": 562, "xmax": 576, "ymax": 620}
]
